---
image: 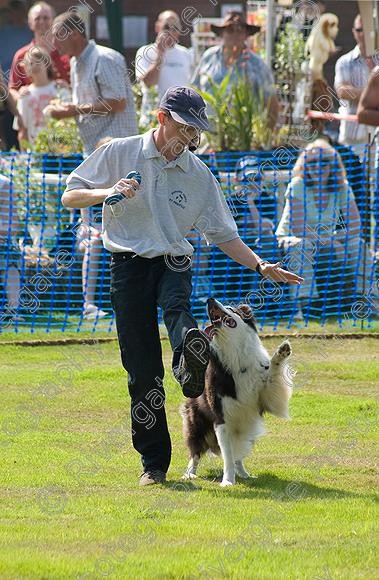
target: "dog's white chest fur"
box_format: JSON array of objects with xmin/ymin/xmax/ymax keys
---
[
  {"xmin": 212, "ymin": 329, "xmax": 270, "ymax": 399},
  {"xmin": 212, "ymin": 333, "xmax": 270, "ymax": 450}
]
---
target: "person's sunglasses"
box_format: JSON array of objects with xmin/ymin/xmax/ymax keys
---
[
  {"xmin": 306, "ymin": 159, "xmax": 332, "ymax": 171},
  {"xmin": 307, "ymin": 165, "xmax": 330, "ymax": 172},
  {"xmin": 162, "ymin": 23, "xmax": 179, "ymax": 31},
  {"xmin": 165, "ymin": 112, "xmax": 201, "ymax": 150}
]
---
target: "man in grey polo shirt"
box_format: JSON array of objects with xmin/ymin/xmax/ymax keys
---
[
  {"xmin": 49, "ymin": 11, "xmax": 138, "ymax": 155},
  {"xmin": 63, "ymin": 87, "xmax": 303, "ymax": 486}
]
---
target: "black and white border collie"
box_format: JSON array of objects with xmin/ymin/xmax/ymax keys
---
[{"xmin": 181, "ymin": 298, "xmax": 292, "ymax": 487}]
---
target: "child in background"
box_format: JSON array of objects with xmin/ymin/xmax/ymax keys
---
[
  {"xmin": 77, "ymin": 136, "xmax": 114, "ymax": 320},
  {"xmin": 15, "ymin": 47, "xmax": 70, "ymax": 148},
  {"xmin": 0, "ymin": 172, "xmax": 23, "ymax": 324}
]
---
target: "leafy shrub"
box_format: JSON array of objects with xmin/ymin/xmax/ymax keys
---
[{"xmin": 34, "ymin": 117, "xmax": 83, "ymax": 155}]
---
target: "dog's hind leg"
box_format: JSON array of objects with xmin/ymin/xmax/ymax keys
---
[
  {"xmin": 234, "ymin": 459, "xmax": 250, "ymax": 479},
  {"xmin": 214, "ymin": 423, "xmax": 235, "ymax": 486},
  {"xmin": 180, "ymin": 402, "xmax": 207, "ymax": 479},
  {"xmin": 183, "ymin": 454, "xmax": 200, "ymax": 479}
]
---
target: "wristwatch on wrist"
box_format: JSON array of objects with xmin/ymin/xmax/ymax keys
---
[{"xmin": 255, "ymin": 261, "xmax": 268, "ymax": 276}]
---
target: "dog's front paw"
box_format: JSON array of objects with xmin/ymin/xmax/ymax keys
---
[
  {"xmin": 220, "ymin": 480, "xmax": 234, "ymax": 487},
  {"xmin": 273, "ymin": 340, "xmax": 292, "ymax": 363},
  {"xmin": 182, "ymin": 472, "xmax": 197, "ymax": 480},
  {"xmin": 278, "ymin": 340, "xmax": 292, "ymax": 357},
  {"xmin": 278, "ymin": 340, "xmax": 292, "ymax": 358}
]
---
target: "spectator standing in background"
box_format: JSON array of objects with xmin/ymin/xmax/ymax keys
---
[
  {"xmin": 357, "ymin": 66, "xmax": 379, "ymax": 249},
  {"xmin": 49, "ymin": 11, "xmax": 138, "ymax": 320},
  {"xmin": 334, "ymin": 14, "xmax": 378, "ymax": 160},
  {"xmin": 8, "ymin": 2, "xmax": 70, "ymax": 99},
  {"xmin": 135, "ymin": 10, "xmax": 193, "ymax": 128},
  {"xmin": 0, "ymin": 0, "xmax": 33, "ymax": 148},
  {"xmin": 192, "ymin": 12, "xmax": 279, "ymax": 130},
  {"xmin": 49, "ymin": 11, "xmax": 138, "ymax": 156},
  {"xmin": 357, "ymin": 67, "xmax": 379, "ymax": 128},
  {"xmin": 73, "ymin": 136, "xmax": 114, "ymax": 321},
  {"xmin": 0, "ymin": 172, "xmax": 23, "ymax": 325},
  {"xmin": 0, "ymin": 67, "xmax": 23, "ymax": 150}
]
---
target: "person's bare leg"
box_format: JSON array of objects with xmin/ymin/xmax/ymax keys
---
[
  {"xmin": 5, "ymin": 266, "xmax": 21, "ymax": 309},
  {"xmin": 81, "ymin": 236, "xmax": 102, "ymax": 308}
]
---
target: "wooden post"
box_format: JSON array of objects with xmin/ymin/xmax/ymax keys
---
[{"xmin": 358, "ymin": 0, "xmax": 376, "ymax": 56}]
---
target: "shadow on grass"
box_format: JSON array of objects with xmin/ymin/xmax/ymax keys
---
[{"xmin": 165, "ymin": 471, "xmax": 362, "ymax": 500}]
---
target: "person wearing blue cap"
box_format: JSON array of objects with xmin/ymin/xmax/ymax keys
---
[{"xmin": 62, "ymin": 86, "xmax": 303, "ymax": 486}]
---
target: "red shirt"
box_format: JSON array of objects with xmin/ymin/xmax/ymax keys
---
[{"xmin": 8, "ymin": 40, "xmax": 70, "ymax": 90}]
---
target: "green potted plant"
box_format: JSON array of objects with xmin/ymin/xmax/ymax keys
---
[
  {"xmin": 195, "ymin": 72, "xmax": 235, "ymax": 151},
  {"xmin": 274, "ymin": 22, "xmax": 306, "ymax": 130},
  {"xmin": 196, "ymin": 73, "xmax": 283, "ymax": 152}
]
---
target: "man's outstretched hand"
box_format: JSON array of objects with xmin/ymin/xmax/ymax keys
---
[{"xmin": 260, "ymin": 261, "xmax": 304, "ymax": 284}]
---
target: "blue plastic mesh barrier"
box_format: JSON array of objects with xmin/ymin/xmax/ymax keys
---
[{"xmin": 0, "ymin": 147, "xmax": 377, "ymax": 334}]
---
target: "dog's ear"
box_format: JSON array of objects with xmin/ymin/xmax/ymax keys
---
[
  {"xmin": 322, "ymin": 19, "xmax": 331, "ymax": 37},
  {"xmin": 237, "ymin": 303, "xmax": 258, "ymax": 331},
  {"xmin": 237, "ymin": 304, "xmax": 254, "ymax": 320}
]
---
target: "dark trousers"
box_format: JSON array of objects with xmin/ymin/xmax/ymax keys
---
[{"xmin": 110, "ymin": 252, "xmax": 197, "ymax": 473}]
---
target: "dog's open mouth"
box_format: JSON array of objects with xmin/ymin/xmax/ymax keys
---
[{"xmin": 207, "ymin": 298, "xmax": 237, "ymax": 330}]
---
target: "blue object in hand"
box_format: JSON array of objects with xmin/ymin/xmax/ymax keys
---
[{"xmin": 105, "ymin": 171, "xmax": 142, "ymax": 206}]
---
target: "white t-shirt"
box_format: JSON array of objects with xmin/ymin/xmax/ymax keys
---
[
  {"xmin": 135, "ymin": 43, "xmax": 193, "ymax": 124},
  {"xmin": 16, "ymin": 82, "xmax": 70, "ymax": 144}
]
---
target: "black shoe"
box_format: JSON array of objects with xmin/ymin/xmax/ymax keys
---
[
  {"xmin": 139, "ymin": 470, "xmax": 166, "ymax": 486},
  {"xmin": 180, "ymin": 328, "xmax": 210, "ymax": 398}
]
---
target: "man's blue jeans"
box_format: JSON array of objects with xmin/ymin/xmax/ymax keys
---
[{"xmin": 110, "ymin": 252, "xmax": 197, "ymax": 474}]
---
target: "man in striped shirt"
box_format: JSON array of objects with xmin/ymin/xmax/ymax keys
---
[
  {"xmin": 48, "ymin": 11, "xmax": 138, "ymax": 321},
  {"xmin": 48, "ymin": 11, "xmax": 138, "ymax": 156}
]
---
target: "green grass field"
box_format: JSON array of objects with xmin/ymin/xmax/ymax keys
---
[{"xmin": 0, "ymin": 335, "xmax": 378, "ymax": 579}]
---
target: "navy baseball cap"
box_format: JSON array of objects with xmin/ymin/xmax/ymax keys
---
[{"xmin": 159, "ymin": 87, "xmax": 210, "ymax": 131}]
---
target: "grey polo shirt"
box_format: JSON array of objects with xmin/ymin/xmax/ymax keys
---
[
  {"xmin": 71, "ymin": 40, "xmax": 138, "ymax": 155},
  {"xmin": 65, "ymin": 130, "xmax": 239, "ymax": 257}
]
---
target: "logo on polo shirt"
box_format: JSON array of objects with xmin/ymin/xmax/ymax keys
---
[{"xmin": 169, "ymin": 190, "xmax": 187, "ymax": 209}]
